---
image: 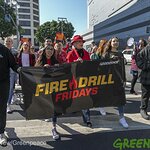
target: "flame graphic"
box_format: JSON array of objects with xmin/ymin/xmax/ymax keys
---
[{"xmin": 69, "ymin": 76, "xmax": 78, "ymax": 90}]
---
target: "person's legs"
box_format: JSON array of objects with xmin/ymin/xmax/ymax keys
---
[
  {"xmin": 7, "ymin": 73, "xmax": 17, "ymax": 113},
  {"xmin": 0, "ymin": 80, "xmax": 9, "ymax": 146},
  {"xmin": 130, "ymin": 71, "xmax": 138, "ymax": 94},
  {"xmin": 140, "ymin": 84, "xmax": 150, "ymax": 120},
  {"xmin": 118, "ymin": 106, "xmax": 128, "ymax": 128},
  {"xmin": 82, "ymin": 109, "xmax": 92, "ymax": 127},
  {"xmin": 51, "ymin": 112, "xmax": 60, "ymax": 140}
]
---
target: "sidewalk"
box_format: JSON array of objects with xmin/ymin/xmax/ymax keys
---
[
  {"xmin": 4, "ymin": 85, "xmax": 150, "ymax": 150},
  {"xmin": 6, "ymin": 113, "xmax": 150, "ymax": 139}
]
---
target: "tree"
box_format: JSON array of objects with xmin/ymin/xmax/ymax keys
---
[
  {"xmin": 0, "ymin": 0, "xmax": 23, "ymax": 40},
  {"xmin": 35, "ymin": 20, "xmax": 75, "ymax": 44}
]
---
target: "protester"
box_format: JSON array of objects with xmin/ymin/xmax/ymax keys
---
[
  {"xmin": 54, "ymin": 42, "xmax": 67, "ymax": 64},
  {"xmin": 89, "ymin": 41, "xmax": 97, "ymax": 55},
  {"xmin": 91, "ymin": 45, "xmax": 98, "ymax": 54},
  {"xmin": 35, "ymin": 45, "xmax": 60, "ymax": 140},
  {"xmin": 17, "ymin": 42, "xmax": 35, "ymax": 67},
  {"xmin": 30, "ymin": 45, "xmax": 38, "ymax": 61},
  {"xmin": 63, "ymin": 38, "xmax": 72, "ymax": 53},
  {"xmin": 37, "ymin": 37, "xmax": 53, "ymax": 58},
  {"xmin": 35, "ymin": 45, "xmax": 58, "ymax": 67},
  {"xmin": 130, "ymin": 38, "xmax": 147, "ymax": 95},
  {"xmin": 67, "ymin": 35, "xmax": 92, "ymax": 127},
  {"xmin": 4, "ymin": 37, "xmax": 18, "ymax": 113},
  {"xmin": 136, "ymin": 36, "xmax": 150, "ymax": 120},
  {"xmin": 102, "ymin": 37, "xmax": 128, "ymax": 128},
  {"xmin": 0, "ymin": 43, "xmax": 20, "ymax": 146},
  {"xmin": 90, "ymin": 39, "xmax": 107, "ymax": 115}
]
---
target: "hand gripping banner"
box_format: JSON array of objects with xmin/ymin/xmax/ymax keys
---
[{"xmin": 20, "ymin": 60, "xmax": 126, "ymax": 119}]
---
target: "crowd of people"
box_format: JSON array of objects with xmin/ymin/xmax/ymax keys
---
[{"xmin": 0, "ymin": 34, "xmax": 150, "ymax": 146}]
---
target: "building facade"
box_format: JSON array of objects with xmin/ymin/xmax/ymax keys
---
[
  {"xmin": 6, "ymin": 0, "xmax": 40, "ymax": 47},
  {"xmin": 83, "ymin": 0, "xmax": 150, "ymax": 49}
]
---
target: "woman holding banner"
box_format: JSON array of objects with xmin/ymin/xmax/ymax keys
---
[
  {"xmin": 66, "ymin": 35, "xmax": 92, "ymax": 128},
  {"xmin": 102, "ymin": 37, "xmax": 129, "ymax": 128},
  {"xmin": 90, "ymin": 39, "xmax": 107, "ymax": 116},
  {"xmin": 35, "ymin": 45, "xmax": 61, "ymax": 140}
]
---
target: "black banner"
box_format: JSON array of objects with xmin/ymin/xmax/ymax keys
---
[{"xmin": 20, "ymin": 60, "xmax": 126, "ymax": 119}]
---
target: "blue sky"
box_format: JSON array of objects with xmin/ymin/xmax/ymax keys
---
[{"xmin": 39, "ymin": 0, "xmax": 87, "ymax": 35}]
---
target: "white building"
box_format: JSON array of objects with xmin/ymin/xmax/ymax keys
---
[
  {"xmin": 83, "ymin": 0, "xmax": 150, "ymax": 49},
  {"xmin": 5, "ymin": 0, "xmax": 40, "ymax": 48}
]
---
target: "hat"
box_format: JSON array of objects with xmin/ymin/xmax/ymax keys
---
[{"xmin": 71, "ymin": 35, "xmax": 85, "ymax": 44}]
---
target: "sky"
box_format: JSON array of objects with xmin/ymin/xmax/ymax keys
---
[{"xmin": 39, "ymin": 0, "xmax": 87, "ymax": 35}]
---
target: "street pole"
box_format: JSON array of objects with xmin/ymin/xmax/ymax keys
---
[
  {"xmin": 58, "ymin": 17, "xmax": 68, "ymax": 34},
  {"xmin": 8, "ymin": 0, "xmax": 20, "ymax": 47},
  {"xmin": 15, "ymin": 3, "xmax": 20, "ymax": 47}
]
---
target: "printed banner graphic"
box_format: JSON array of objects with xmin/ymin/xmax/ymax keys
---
[{"xmin": 20, "ymin": 60, "xmax": 126, "ymax": 119}]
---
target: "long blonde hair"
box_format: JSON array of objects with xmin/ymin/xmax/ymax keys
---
[{"xmin": 96, "ymin": 39, "xmax": 107, "ymax": 56}]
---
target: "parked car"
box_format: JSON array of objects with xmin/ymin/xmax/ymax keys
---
[{"xmin": 122, "ymin": 49, "xmax": 133, "ymax": 65}]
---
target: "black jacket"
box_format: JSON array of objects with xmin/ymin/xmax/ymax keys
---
[
  {"xmin": 136, "ymin": 44, "xmax": 150, "ymax": 85},
  {"xmin": 0, "ymin": 43, "xmax": 19, "ymax": 81}
]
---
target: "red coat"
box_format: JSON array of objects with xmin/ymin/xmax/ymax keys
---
[
  {"xmin": 17, "ymin": 53, "xmax": 35, "ymax": 67},
  {"xmin": 66, "ymin": 49, "xmax": 90, "ymax": 63}
]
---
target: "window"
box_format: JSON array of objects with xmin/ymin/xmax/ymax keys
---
[
  {"xmin": 23, "ymin": 29, "xmax": 31, "ymax": 35},
  {"xmin": 18, "ymin": 8, "xmax": 30, "ymax": 13},
  {"xmin": 33, "ymin": 4, "xmax": 39, "ymax": 9},
  {"xmin": 33, "ymin": 0, "xmax": 39, "ymax": 3},
  {"xmin": 34, "ymin": 21, "xmax": 39, "ymax": 27},
  {"xmin": 33, "ymin": 10, "xmax": 39, "ymax": 15},
  {"xmin": 18, "ymin": 2, "xmax": 30, "ymax": 7},
  {"xmin": 33, "ymin": 15, "xmax": 39, "ymax": 21},
  {"xmin": 19, "ymin": 14, "xmax": 30, "ymax": 19},
  {"xmin": 19, "ymin": 21, "xmax": 31, "ymax": 26}
]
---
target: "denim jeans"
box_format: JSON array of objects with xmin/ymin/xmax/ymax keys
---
[
  {"xmin": 82, "ymin": 109, "xmax": 90, "ymax": 123},
  {"xmin": 118, "ymin": 106, "xmax": 124, "ymax": 118},
  {"xmin": 7, "ymin": 73, "xmax": 17, "ymax": 105}
]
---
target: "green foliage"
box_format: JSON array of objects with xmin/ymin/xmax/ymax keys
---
[
  {"xmin": 35, "ymin": 20, "xmax": 75, "ymax": 44},
  {"xmin": 0, "ymin": 0, "xmax": 22, "ymax": 39}
]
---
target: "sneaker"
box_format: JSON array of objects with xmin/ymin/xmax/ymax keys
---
[
  {"xmin": 44, "ymin": 119, "xmax": 51, "ymax": 122},
  {"xmin": 51, "ymin": 128, "xmax": 60, "ymax": 140},
  {"xmin": 7, "ymin": 105, "xmax": 12, "ymax": 113},
  {"xmin": 86, "ymin": 121, "xmax": 92, "ymax": 128},
  {"xmin": 140, "ymin": 109, "xmax": 149, "ymax": 120},
  {"xmin": 119, "ymin": 117, "xmax": 129, "ymax": 129},
  {"xmin": 99, "ymin": 107, "xmax": 106, "ymax": 116},
  {"xmin": 0, "ymin": 133, "xmax": 7, "ymax": 146}
]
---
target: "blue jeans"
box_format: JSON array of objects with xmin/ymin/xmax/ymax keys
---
[
  {"xmin": 7, "ymin": 73, "xmax": 17, "ymax": 105},
  {"xmin": 82, "ymin": 109, "xmax": 90, "ymax": 123},
  {"xmin": 118, "ymin": 106, "xmax": 124, "ymax": 118}
]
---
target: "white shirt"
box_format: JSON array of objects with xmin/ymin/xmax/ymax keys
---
[{"xmin": 21, "ymin": 53, "xmax": 30, "ymax": 67}]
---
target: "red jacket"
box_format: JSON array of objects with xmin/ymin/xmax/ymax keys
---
[
  {"xmin": 17, "ymin": 52, "xmax": 35, "ymax": 67},
  {"xmin": 67, "ymin": 48, "xmax": 90, "ymax": 63}
]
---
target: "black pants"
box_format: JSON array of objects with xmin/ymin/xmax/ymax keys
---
[
  {"xmin": 0, "ymin": 80, "xmax": 9, "ymax": 134},
  {"xmin": 140, "ymin": 84, "xmax": 150, "ymax": 110},
  {"xmin": 130, "ymin": 71, "xmax": 138, "ymax": 92}
]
